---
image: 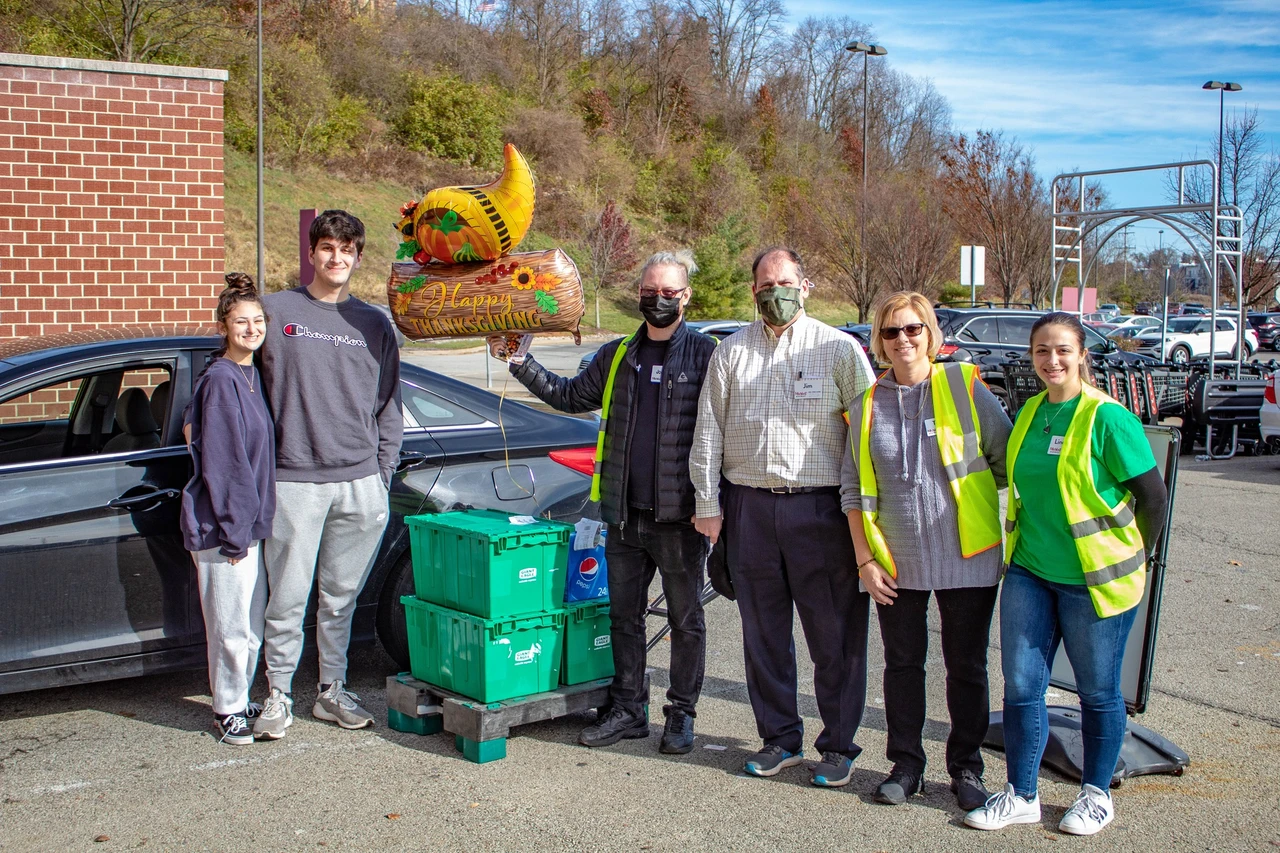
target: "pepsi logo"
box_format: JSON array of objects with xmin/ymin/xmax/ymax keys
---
[{"xmin": 578, "ymin": 557, "xmax": 599, "ymax": 579}]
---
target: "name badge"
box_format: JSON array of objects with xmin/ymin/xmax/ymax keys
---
[
  {"xmin": 1048, "ymin": 435, "xmax": 1064, "ymax": 455},
  {"xmin": 794, "ymin": 378, "xmax": 824, "ymax": 399},
  {"xmin": 651, "ymin": 365, "xmax": 663, "ymax": 383},
  {"xmin": 924, "ymin": 417, "xmax": 937, "ymax": 436}
]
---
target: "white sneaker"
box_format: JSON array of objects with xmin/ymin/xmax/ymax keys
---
[
  {"xmin": 253, "ymin": 687, "xmax": 293, "ymax": 740},
  {"xmin": 964, "ymin": 783, "xmax": 1041, "ymax": 831},
  {"xmin": 1058, "ymin": 784, "xmax": 1114, "ymax": 836},
  {"xmin": 313, "ymin": 680, "xmax": 375, "ymax": 729}
]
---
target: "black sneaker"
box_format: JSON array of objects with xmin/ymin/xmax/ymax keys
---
[
  {"xmin": 579, "ymin": 706, "xmax": 649, "ymax": 747},
  {"xmin": 659, "ymin": 709, "xmax": 695, "ymax": 754},
  {"xmin": 742, "ymin": 744, "xmax": 804, "ymax": 777},
  {"xmin": 875, "ymin": 765, "xmax": 924, "ymax": 805},
  {"xmin": 951, "ymin": 769, "xmax": 990, "ymax": 811},
  {"xmin": 810, "ymin": 751, "xmax": 855, "ymax": 787},
  {"xmin": 216, "ymin": 712, "xmax": 253, "ymax": 746}
]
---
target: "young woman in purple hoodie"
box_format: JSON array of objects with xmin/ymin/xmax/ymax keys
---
[{"xmin": 181, "ymin": 274, "xmax": 276, "ymax": 745}]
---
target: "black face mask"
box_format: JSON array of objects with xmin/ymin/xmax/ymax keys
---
[{"xmin": 639, "ymin": 294, "xmax": 683, "ymax": 329}]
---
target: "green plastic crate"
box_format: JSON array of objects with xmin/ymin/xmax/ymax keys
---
[
  {"xmin": 561, "ymin": 599, "xmax": 615, "ymax": 685},
  {"xmin": 406, "ymin": 509, "xmax": 571, "ymax": 619},
  {"xmin": 402, "ymin": 596, "xmax": 565, "ymax": 703}
]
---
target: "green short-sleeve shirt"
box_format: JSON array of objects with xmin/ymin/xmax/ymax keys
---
[{"xmin": 1011, "ymin": 395, "xmax": 1157, "ymax": 584}]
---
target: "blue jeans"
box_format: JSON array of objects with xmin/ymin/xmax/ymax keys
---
[{"xmin": 1000, "ymin": 563, "xmax": 1138, "ymax": 796}]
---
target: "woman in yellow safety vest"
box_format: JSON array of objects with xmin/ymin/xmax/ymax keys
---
[
  {"xmin": 965, "ymin": 312, "xmax": 1167, "ymax": 837},
  {"xmin": 841, "ymin": 291, "xmax": 1012, "ymax": 811}
]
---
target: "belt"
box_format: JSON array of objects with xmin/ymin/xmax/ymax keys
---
[{"xmin": 757, "ymin": 485, "xmax": 840, "ymax": 495}]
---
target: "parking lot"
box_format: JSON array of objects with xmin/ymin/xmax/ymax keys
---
[{"xmin": 2, "ymin": 348, "xmax": 1279, "ymax": 852}]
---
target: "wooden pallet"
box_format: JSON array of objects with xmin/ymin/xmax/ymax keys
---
[{"xmin": 386, "ymin": 672, "xmax": 645, "ymax": 764}]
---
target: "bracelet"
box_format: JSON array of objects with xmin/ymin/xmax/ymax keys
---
[{"xmin": 857, "ymin": 558, "xmax": 878, "ymax": 571}]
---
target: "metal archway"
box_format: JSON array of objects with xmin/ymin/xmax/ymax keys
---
[{"xmin": 1051, "ymin": 160, "xmax": 1246, "ymax": 377}]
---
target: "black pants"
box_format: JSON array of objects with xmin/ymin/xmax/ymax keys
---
[
  {"xmin": 725, "ymin": 485, "xmax": 869, "ymax": 760},
  {"xmin": 876, "ymin": 585, "xmax": 998, "ymax": 777},
  {"xmin": 605, "ymin": 509, "xmax": 708, "ymax": 718}
]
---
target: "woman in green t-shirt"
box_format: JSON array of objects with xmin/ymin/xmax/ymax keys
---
[{"xmin": 965, "ymin": 312, "xmax": 1167, "ymax": 837}]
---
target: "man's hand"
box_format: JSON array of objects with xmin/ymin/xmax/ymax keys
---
[
  {"xmin": 693, "ymin": 513, "xmax": 723, "ymax": 545},
  {"xmin": 486, "ymin": 332, "xmax": 532, "ymax": 364},
  {"xmin": 858, "ymin": 560, "xmax": 898, "ymax": 606}
]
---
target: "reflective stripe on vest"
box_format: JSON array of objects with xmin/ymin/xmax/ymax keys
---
[
  {"xmin": 589, "ymin": 334, "xmax": 636, "ymax": 502},
  {"xmin": 850, "ymin": 361, "xmax": 1002, "ymax": 579},
  {"xmin": 1004, "ymin": 384, "xmax": 1146, "ymax": 618}
]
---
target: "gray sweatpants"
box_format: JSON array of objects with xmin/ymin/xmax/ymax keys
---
[
  {"xmin": 263, "ymin": 474, "xmax": 389, "ymax": 694},
  {"xmin": 193, "ymin": 543, "xmax": 267, "ymax": 716}
]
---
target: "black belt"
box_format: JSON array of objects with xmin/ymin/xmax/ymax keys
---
[{"xmin": 752, "ymin": 485, "xmax": 840, "ymax": 496}]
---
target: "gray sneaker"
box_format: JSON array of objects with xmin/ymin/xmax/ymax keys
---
[
  {"xmin": 313, "ymin": 680, "xmax": 375, "ymax": 729},
  {"xmin": 253, "ymin": 687, "xmax": 293, "ymax": 740}
]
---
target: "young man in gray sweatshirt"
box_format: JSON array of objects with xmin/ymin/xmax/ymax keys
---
[{"xmin": 252, "ymin": 210, "xmax": 403, "ymax": 738}]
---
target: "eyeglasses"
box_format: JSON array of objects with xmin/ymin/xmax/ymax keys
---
[
  {"xmin": 880, "ymin": 323, "xmax": 926, "ymax": 340},
  {"xmin": 639, "ymin": 287, "xmax": 687, "ymax": 299}
]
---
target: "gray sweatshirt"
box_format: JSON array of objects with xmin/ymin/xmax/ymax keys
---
[
  {"xmin": 260, "ymin": 287, "xmax": 402, "ymax": 486},
  {"xmin": 840, "ymin": 369, "xmax": 1012, "ymax": 590}
]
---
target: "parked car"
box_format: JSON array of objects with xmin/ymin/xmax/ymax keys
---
[
  {"xmin": 932, "ymin": 307, "xmax": 1154, "ymax": 412},
  {"xmin": 577, "ymin": 319, "xmax": 747, "ymax": 372},
  {"xmin": 834, "ymin": 323, "xmax": 873, "ymax": 357},
  {"xmin": 1246, "ymin": 312, "xmax": 1280, "ymax": 350},
  {"xmin": 0, "ymin": 327, "xmax": 600, "ymax": 694},
  {"xmin": 1134, "ymin": 302, "xmax": 1155, "ymax": 316},
  {"xmin": 1132, "ymin": 316, "xmax": 1258, "ymax": 363},
  {"xmin": 1110, "ymin": 314, "xmax": 1163, "ymax": 332},
  {"xmin": 1082, "ymin": 312, "xmax": 1113, "ymax": 326},
  {"xmin": 1098, "ymin": 303, "xmax": 1122, "ymax": 318},
  {"xmin": 1261, "ymin": 370, "xmax": 1280, "ymax": 449},
  {"xmin": 1179, "ymin": 304, "xmax": 1209, "ymax": 315}
]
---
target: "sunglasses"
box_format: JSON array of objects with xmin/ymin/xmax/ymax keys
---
[
  {"xmin": 880, "ymin": 323, "xmax": 926, "ymax": 340},
  {"xmin": 639, "ymin": 287, "xmax": 688, "ymax": 299}
]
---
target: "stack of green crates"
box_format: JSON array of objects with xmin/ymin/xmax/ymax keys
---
[{"xmin": 403, "ymin": 509, "xmax": 573, "ymax": 703}]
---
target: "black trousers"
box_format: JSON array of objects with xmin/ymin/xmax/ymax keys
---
[
  {"xmin": 725, "ymin": 484, "xmax": 869, "ymax": 760},
  {"xmin": 875, "ymin": 585, "xmax": 998, "ymax": 777},
  {"xmin": 605, "ymin": 509, "xmax": 708, "ymax": 718}
]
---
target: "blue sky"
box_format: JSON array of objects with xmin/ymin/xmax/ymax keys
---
[{"xmin": 790, "ymin": 0, "xmax": 1280, "ymax": 252}]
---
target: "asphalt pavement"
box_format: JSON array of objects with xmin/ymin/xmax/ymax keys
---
[{"xmin": 1, "ymin": 348, "xmax": 1279, "ymax": 852}]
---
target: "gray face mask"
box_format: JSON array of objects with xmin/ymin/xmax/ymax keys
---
[{"xmin": 755, "ymin": 286, "xmax": 803, "ymax": 326}]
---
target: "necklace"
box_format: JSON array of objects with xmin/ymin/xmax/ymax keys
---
[
  {"xmin": 1042, "ymin": 401, "xmax": 1067, "ymax": 434},
  {"xmin": 902, "ymin": 380, "xmax": 929, "ymax": 419},
  {"xmin": 234, "ymin": 361, "xmax": 255, "ymax": 393}
]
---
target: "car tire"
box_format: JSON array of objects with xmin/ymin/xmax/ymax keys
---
[
  {"xmin": 989, "ymin": 383, "xmax": 1011, "ymax": 418},
  {"xmin": 375, "ymin": 551, "xmax": 415, "ymax": 671},
  {"xmin": 1170, "ymin": 344, "xmax": 1191, "ymax": 365}
]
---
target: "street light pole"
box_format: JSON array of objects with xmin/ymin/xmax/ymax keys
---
[
  {"xmin": 844, "ymin": 41, "xmax": 886, "ymax": 316},
  {"xmin": 1202, "ymin": 81, "xmax": 1242, "ymax": 207}
]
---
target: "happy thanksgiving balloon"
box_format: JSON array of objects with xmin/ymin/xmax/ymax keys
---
[{"xmin": 396, "ymin": 143, "xmax": 536, "ymax": 264}]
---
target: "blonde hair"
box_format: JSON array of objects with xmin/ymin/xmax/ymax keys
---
[{"xmin": 869, "ymin": 291, "xmax": 942, "ymax": 363}]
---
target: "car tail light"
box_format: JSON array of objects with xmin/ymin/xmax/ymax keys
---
[
  {"xmin": 549, "ymin": 446, "xmax": 596, "ymax": 477},
  {"xmin": 1267, "ymin": 376, "xmax": 1277, "ymax": 406},
  {"xmin": 938, "ymin": 343, "xmax": 960, "ymax": 357}
]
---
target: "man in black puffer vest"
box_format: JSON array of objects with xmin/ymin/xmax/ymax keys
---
[{"xmin": 508, "ymin": 250, "xmax": 716, "ymax": 754}]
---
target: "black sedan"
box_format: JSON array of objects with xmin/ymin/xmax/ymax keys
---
[{"xmin": 0, "ymin": 327, "xmax": 599, "ymax": 694}]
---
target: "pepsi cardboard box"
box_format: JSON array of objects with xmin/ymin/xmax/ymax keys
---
[{"xmin": 565, "ymin": 521, "xmax": 608, "ymax": 602}]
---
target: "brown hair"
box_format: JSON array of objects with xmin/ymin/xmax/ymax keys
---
[
  {"xmin": 869, "ymin": 291, "xmax": 942, "ymax": 363},
  {"xmin": 213, "ymin": 273, "xmax": 267, "ymax": 358},
  {"xmin": 1029, "ymin": 311, "xmax": 1093, "ymax": 385},
  {"xmin": 751, "ymin": 246, "xmax": 806, "ymax": 285}
]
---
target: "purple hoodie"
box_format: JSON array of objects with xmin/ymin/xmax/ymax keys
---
[{"xmin": 181, "ymin": 358, "xmax": 276, "ymax": 559}]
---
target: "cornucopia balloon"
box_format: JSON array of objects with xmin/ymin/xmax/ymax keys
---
[{"xmin": 396, "ymin": 143, "xmax": 536, "ymax": 264}]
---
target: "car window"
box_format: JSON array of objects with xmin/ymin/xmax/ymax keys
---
[
  {"xmin": 401, "ymin": 382, "xmax": 488, "ymax": 430},
  {"xmin": 1215, "ymin": 319, "xmax": 1234, "ymax": 331},
  {"xmin": 998, "ymin": 316, "xmax": 1037, "ymax": 346},
  {"xmin": 0, "ymin": 365, "xmax": 173, "ymax": 466},
  {"xmin": 1195, "ymin": 320, "xmax": 1212, "ymax": 333},
  {"xmin": 959, "ymin": 317, "xmax": 999, "ymax": 343}
]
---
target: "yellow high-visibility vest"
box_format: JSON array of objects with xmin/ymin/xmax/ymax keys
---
[
  {"xmin": 850, "ymin": 362, "xmax": 1001, "ymax": 578},
  {"xmin": 1004, "ymin": 384, "xmax": 1146, "ymax": 618},
  {"xmin": 590, "ymin": 332, "xmax": 637, "ymax": 502}
]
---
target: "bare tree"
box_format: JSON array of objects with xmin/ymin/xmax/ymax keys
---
[
  {"xmin": 806, "ymin": 175, "xmax": 880, "ymax": 319},
  {"xmin": 786, "ymin": 16, "xmax": 869, "ymax": 133},
  {"xmin": 61, "ymin": 0, "xmax": 223, "ymax": 63},
  {"xmin": 941, "ymin": 130, "xmax": 1050, "ymax": 306},
  {"xmin": 864, "ymin": 173, "xmax": 955, "ymax": 298},
  {"xmin": 685, "ymin": 0, "xmax": 785, "ymax": 102},
  {"xmin": 586, "ymin": 200, "xmax": 639, "ymax": 329},
  {"xmin": 506, "ymin": 0, "xmax": 585, "ymax": 106}
]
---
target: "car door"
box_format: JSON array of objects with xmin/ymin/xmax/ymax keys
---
[
  {"xmin": 0, "ymin": 349, "xmax": 203, "ymax": 682},
  {"xmin": 997, "ymin": 315, "xmax": 1037, "ymax": 358}
]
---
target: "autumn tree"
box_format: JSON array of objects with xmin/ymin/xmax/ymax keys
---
[
  {"xmin": 586, "ymin": 200, "xmax": 639, "ymax": 329},
  {"xmin": 863, "ymin": 173, "xmax": 955, "ymax": 298},
  {"xmin": 941, "ymin": 130, "xmax": 1050, "ymax": 306}
]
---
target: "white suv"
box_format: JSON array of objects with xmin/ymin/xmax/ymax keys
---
[
  {"xmin": 1262, "ymin": 371, "xmax": 1280, "ymax": 448},
  {"xmin": 1133, "ymin": 316, "xmax": 1258, "ymax": 364}
]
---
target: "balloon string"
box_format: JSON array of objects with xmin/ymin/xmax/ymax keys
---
[{"xmin": 496, "ymin": 358, "xmax": 541, "ymax": 514}]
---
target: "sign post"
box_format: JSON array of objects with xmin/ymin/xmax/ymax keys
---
[{"xmin": 960, "ymin": 246, "xmax": 985, "ymax": 306}]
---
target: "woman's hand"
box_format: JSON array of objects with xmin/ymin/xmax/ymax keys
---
[{"xmin": 859, "ymin": 560, "xmax": 898, "ymax": 606}]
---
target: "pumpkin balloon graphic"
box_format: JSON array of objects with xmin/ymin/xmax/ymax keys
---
[{"xmin": 397, "ymin": 143, "xmax": 536, "ymax": 264}]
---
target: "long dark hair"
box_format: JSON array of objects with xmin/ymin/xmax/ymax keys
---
[
  {"xmin": 1029, "ymin": 311, "xmax": 1093, "ymax": 385},
  {"xmin": 212, "ymin": 272, "xmax": 267, "ymax": 359}
]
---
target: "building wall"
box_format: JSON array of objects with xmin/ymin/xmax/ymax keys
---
[{"xmin": 0, "ymin": 53, "xmax": 228, "ymax": 340}]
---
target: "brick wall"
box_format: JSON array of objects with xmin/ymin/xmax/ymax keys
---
[{"xmin": 0, "ymin": 53, "xmax": 228, "ymax": 339}]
